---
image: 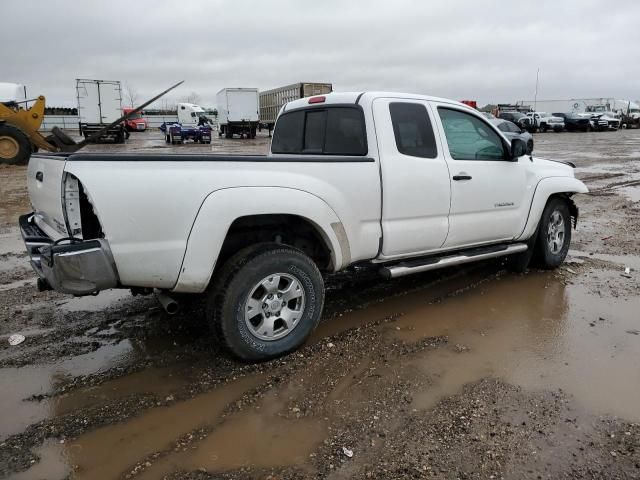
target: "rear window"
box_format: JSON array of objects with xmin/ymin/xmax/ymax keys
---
[{"xmin": 272, "ymin": 107, "xmax": 367, "ymax": 155}]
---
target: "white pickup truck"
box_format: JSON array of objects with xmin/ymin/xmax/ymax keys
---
[{"xmin": 20, "ymin": 92, "xmax": 587, "ymax": 360}]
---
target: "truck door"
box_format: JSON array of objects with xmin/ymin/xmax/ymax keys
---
[
  {"xmin": 372, "ymin": 98, "xmax": 451, "ymax": 258},
  {"xmin": 431, "ymin": 104, "xmax": 534, "ymax": 248}
]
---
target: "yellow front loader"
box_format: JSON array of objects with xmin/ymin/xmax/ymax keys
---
[
  {"xmin": 0, "ymin": 81, "xmax": 184, "ymax": 165},
  {"xmin": 0, "ymin": 95, "xmax": 77, "ymax": 165}
]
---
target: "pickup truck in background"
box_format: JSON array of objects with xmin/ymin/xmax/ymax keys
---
[
  {"xmin": 20, "ymin": 91, "xmax": 587, "ymax": 360},
  {"xmin": 526, "ymin": 112, "xmax": 565, "ymax": 132}
]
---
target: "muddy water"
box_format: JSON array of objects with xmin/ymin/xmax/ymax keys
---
[
  {"xmin": 0, "ymin": 340, "xmax": 138, "ymax": 439},
  {"xmin": 388, "ymin": 271, "xmax": 640, "ymax": 420}
]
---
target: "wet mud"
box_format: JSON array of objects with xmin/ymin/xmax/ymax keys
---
[{"xmin": 1, "ymin": 130, "xmax": 639, "ymax": 479}]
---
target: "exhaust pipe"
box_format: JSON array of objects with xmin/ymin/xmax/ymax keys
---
[{"xmin": 155, "ymin": 290, "xmax": 179, "ymax": 315}]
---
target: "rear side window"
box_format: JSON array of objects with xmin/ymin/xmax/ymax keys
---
[
  {"xmin": 389, "ymin": 102, "xmax": 437, "ymax": 158},
  {"xmin": 272, "ymin": 107, "xmax": 367, "ymax": 155}
]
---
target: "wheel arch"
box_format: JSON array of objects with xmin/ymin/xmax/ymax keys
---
[
  {"xmin": 515, "ymin": 176, "xmax": 588, "ymax": 242},
  {"xmin": 173, "ymin": 187, "xmax": 347, "ymax": 293}
]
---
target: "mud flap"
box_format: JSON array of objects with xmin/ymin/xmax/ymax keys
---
[{"xmin": 505, "ymin": 229, "xmax": 538, "ymax": 273}]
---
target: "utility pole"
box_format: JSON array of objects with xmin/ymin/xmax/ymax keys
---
[{"xmin": 534, "ymin": 68, "xmax": 540, "ymax": 112}]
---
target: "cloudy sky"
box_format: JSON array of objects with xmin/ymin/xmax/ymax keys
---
[{"xmin": 2, "ymin": 0, "xmax": 639, "ymax": 108}]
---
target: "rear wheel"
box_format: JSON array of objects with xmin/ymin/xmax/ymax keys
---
[
  {"xmin": 207, "ymin": 244, "xmax": 325, "ymax": 361},
  {"xmin": 540, "ymin": 123, "xmax": 548, "ymax": 133},
  {"xmin": 0, "ymin": 124, "xmax": 31, "ymax": 165},
  {"xmin": 533, "ymin": 198, "xmax": 571, "ymax": 269}
]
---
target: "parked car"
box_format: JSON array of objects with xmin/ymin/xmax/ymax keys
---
[
  {"xmin": 20, "ymin": 92, "xmax": 587, "ymax": 360},
  {"xmin": 526, "ymin": 112, "xmax": 565, "ymax": 132},
  {"xmin": 497, "ymin": 111, "xmax": 532, "ymax": 130},
  {"xmin": 552, "ymin": 113, "xmax": 591, "ymax": 132},
  {"xmin": 491, "ymin": 119, "xmax": 534, "ymax": 154}
]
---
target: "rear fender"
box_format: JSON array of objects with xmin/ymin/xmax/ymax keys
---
[
  {"xmin": 173, "ymin": 187, "xmax": 344, "ymax": 293},
  {"xmin": 515, "ymin": 176, "xmax": 588, "ymax": 241}
]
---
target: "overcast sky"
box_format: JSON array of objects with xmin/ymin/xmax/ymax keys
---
[{"xmin": 2, "ymin": 0, "xmax": 639, "ymax": 108}]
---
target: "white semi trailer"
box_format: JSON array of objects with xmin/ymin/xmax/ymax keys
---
[
  {"xmin": 517, "ymin": 98, "xmax": 638, "ymax": 115},
  {"xmin": 76, "ymin": 79, "xmax": 127, "ymax": 143},
  {"xmin": 216, "ymin": 88, "xmax": 259, "ymax": 139}
]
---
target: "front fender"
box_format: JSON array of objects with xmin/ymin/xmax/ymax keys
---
[
  {"xmin": 515, "ymin": 176, "xmax": 588, "ymax": 241},
  {"xmin": 173, "ymin": 187, "xmax": 344, "ymax": 293}
]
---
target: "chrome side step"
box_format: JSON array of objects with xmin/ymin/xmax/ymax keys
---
[{"xmin": 380, "ymin": 243, "xmax": 528, "ymax": 279}]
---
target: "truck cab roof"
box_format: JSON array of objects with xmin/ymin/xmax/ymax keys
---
[
  {"xmin": 282, "ymin": 91, "xmax": 470, "ymax": 112},
  {"xmin": 178, "ymin": 103, "xmax": 205, "ymax": 112},
  {"xmin": 0, "ymin": 82, "xmax": 26, "ymax": 103}
]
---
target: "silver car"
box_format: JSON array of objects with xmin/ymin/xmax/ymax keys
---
[{"xmin": 490, "ymin": 118, "xmax": 534, "ymax": 154}]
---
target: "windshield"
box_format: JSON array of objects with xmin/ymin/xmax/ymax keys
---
[{"xmin": 125, "ymin": 111, "xmax": 144, "ymax": 119}]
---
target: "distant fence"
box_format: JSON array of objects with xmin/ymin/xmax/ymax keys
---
[{"xmin": 40, "ymin": 115, "xmax": 79, "ymax": 131}]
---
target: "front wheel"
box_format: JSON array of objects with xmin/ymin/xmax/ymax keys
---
[
  {"xmin": 0, "ymin": 124, "xmax": 31, "ymax": 165},
  {"xmin": 533, "ymin": 198, "xmax": 572, "ymax": 269},
  {"xmin": 207, "ymin": 244, "xmax": 325, "ymax": 361}
]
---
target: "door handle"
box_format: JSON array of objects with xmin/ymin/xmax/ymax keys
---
[
  {"xmin": 35, "ymin": 171, "xmax": 44, "ymax": 182},
  {"xmin": 452, "ymin": 174, "xmax": 472, "ymax": 181}
]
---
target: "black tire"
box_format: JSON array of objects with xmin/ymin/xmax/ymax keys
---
[
  {"xmin": 526, "ymin": 140, "xmax": 534, "ymax": 155},
  {"xmin": 207, "ymin": 244, "xmax": 325, "ymax": 361},
  {"xmin": 51, "ymin": 127, "xmax": 76, "ymax": 146},
  {"xmin": 540, "ymin": 124, "xmax": 548, "ymax": 133},
  {"xmin": 532, "ymin": 197, "xmax": 572, "ymax": 269},
  {"xmin": 0, "ymin": 124, "xmax": 31, "ymax": 165}
]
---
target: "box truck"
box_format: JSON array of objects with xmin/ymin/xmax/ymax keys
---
[
  {"xmin": 76, "ymin": 79, "xmax": 127, "ymax": 143},
  {"xmin": 216, "ymin": 88, "xmax": 259, "ymax": 139},
  {"xmin": 259, "ymin": 82, "xmax": 333, "ymax": 134}
]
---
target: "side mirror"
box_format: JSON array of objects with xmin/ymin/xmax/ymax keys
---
[{"xmin": 510, "ymin": 138, "xmax": 527, "ymax": 160}]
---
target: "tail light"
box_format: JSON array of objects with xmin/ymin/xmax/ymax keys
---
[{"xmin": 308, "ymin": 96, "xmax": 326, "ymax": 104}]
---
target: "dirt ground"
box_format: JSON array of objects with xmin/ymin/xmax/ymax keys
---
[{"xmin": 1, "ymin": 129, "xmax": 639, "ymax": 480}]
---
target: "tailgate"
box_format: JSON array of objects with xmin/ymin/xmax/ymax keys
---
[{"xmin": 27, "ymin": 154, "xmax": 69, "ymax": 240}]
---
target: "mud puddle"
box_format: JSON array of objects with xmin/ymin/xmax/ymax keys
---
[
  {"xmin": 0, "ymin": 340, "xmax": 140, "ymax": 440},
  {"xmin": 387, "ymin": 270, "xmax": 640, "ymax": 420},
  {"xmin": 16, "ymin": 375, "xmax": 264, "ymax": 480}
]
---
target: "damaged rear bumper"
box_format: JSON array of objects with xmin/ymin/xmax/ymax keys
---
[{"xmin": 19, "ymin": 213, "xmax": 119, "ymax": 296}]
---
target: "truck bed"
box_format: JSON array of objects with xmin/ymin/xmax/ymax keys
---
[{"xmin": 26, "ymin": 152, "xmax": 382, "ymax": 292}]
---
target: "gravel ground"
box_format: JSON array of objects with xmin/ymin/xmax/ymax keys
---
[{"xmin": 0, "ymin": 129, "xmax": 639, "ymax": 479}]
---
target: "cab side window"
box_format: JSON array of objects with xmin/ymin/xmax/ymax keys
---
[
  {"xmin": 438, "ymin": 108, "xmax": 506, "ymax": 161},
  {"xmin": 389, "ymin": 102, "xmax": 437, "ymax": 158}
]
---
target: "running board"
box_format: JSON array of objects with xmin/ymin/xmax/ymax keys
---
[{"xmin": 379, "ymin": 243, "xmax": 528, "ymax": 279}]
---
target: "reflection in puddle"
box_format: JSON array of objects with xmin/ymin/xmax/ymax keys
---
[
  {"xmin": 387, "ymin": 272, "xmax": 640, "ymax": 420},
  {"xmin": 186, "ymin": 414, "xmax": 325, "ymax": 470},
  {"xmin": 0, "ymin": 340, "xmax": 135, "ymax": 440},
  {"xmin": 27, "ymin": 376, "xmax": 261, "ymax": 480},
  {"xmin": 56, "ymin": 289, "xmax": 132, "ymax": 313}
]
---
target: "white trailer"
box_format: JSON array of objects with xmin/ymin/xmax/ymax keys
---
[
  {"xmin": 517, "ymin": 98, "xmax": 637, "ymax": 115},
  {"xmin": 76, "ymin": 79, "xmax": 126, "ymax": 143},
  {"xmin": 216, "ymin": 88, "xmax": 259, "ymax": 139}
]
